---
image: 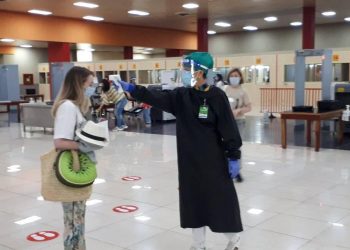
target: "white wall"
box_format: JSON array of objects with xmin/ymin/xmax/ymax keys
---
[
  {"xmin": 209, "ymin": 22, "xmax": 350, "ymax": 55},
  {"xmin": 2, "ymin": 48, "xmax": 48, "ymax": 84}
]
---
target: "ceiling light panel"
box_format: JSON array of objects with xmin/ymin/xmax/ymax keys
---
[
  {"xmin": 215, "ymin": 22, "xmax": 231, "ymax": 27},
  {"xmin": 74, "ymin": 2, "xmax": 99, "ymax": 8},
  {"xmin": 290, "ymin": 21, "xmax": 302, "ymax": 26},
  {"xmin": 322, "ymin": 11, "xmax": 336, "ymax": 17},
  {"xmin": 28, "ymin": 9, "xmax": 52, "ymax": 15},
  {"xmin": 83, "ymin": 16, "xmax": 104, "ymax": 21},
  {"xmin": 182, "ymin": 3, "xmax": 199, "ymax": 9},
  {"xmin": 207, "ymin": 30, "xmax": 216, "ymax": 35},
  {"xmin": 0, "ymin": 38, "xmax": 15, "ymax": 42},
  {"xmin": 243, "ymin": 26, "xmax": 258, "ymax": 31},
  {"xmin": 264, "ymin": 16, "xmax": 278, "ymax": 22},
  {"xmin": 128, "ymin": 10, "xmax": 150, "ymax": 16}
]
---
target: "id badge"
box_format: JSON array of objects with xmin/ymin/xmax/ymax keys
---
[{"xmin": 198, "ymin": 105, "xmax": 209, "ymax": 119}]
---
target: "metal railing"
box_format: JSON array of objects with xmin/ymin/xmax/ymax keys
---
[{"xmin": 260, "ymin": 88, "xmax": 322, "ymax": 113}]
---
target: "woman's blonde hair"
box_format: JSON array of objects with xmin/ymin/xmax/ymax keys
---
[{"xmin": 52, "ymin": 66, "xmax": 93, "ymax": 117}]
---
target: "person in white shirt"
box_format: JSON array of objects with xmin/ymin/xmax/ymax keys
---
[{"xmin": 52, "ymin": 66, "xmax": 94, "ymax": 250}]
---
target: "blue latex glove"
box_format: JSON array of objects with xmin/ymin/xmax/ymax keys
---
[
  {"xmin": 228, "ymin": 159, "xmax": 240, "ymax": 179},
  {"xmin": 118, "ymin": 80, "xmax": 136, "ymax": 93}
]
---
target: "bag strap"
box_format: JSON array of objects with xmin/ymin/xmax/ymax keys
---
[{"xmin": 71, "ymin": 150, "xmax": 80, "ymax": 172}]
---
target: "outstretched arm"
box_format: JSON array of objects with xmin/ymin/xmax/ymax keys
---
[{"xmin": 119, "ymin": 81, "xmax": 177, "ymax": 115}]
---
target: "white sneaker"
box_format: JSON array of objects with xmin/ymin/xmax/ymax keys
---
[
  {"xmin": 115, "ymin": 127, "xmax": 125, "ymax": 131},
  {"xmin": 122, "ymin": 125, "xmax": 128, "ymax": 129},
  {"xmin": 225, "ymin": 235, "xmax": 240, "ymax": 250}
]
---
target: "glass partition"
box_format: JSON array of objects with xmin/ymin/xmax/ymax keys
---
[{"xmin": 284, "ymin": 63, "xmax": 350, "ymax": 82}]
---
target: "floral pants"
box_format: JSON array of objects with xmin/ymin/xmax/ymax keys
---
[{"xmin": 62, "ymin": 201, "xmax": 86, "ymax": 250}]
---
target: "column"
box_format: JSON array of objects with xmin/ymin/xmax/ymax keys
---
[
  {"xmin": 197, "ymin": 18, "xmax": 208, "ymax": 52},
  {"xmin": 302, "ymin": 6, "xmax": 316, "ymax": 49},
  {"xmin": 124, "ymin": 46, "xmax": 133, "ymax": 59},
  {"xmin": 48, "ymin": 42, "xmax": 71, "ymax": 62}
]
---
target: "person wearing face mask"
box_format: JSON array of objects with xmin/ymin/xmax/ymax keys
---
[
  {"xmin": 118, "ymin": 52, "xmax": 243, "ymax": 250},
  {"xmin": 223, "ymin": 68, "xmax": 252, "ymax": 183},
  {"xmin": 214, "ymin": 73, "xmax": 225, "ymax": 88},
  {"xmin": 224, "ymin": 68, "xmax": 252, "ymax": 120}
]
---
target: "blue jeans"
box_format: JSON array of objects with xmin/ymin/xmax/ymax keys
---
[
  {"xmin": 115, "ymin": 98, "xmax": 128, "ymax": 128},
  {"xmin": 143, "ymin": 108, "xmax": 151, "ymax": 124}
]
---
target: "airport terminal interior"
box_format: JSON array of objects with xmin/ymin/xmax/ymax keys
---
[{"xmin": 1, "ymin": 0, "xmax": 350, "ymax": 249}]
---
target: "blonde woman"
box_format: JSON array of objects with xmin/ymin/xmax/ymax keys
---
[{"xmin": 52, "ymin": 66, "xmax": 94, "ymax": 250}]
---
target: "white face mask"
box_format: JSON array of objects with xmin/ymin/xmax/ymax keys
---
[{"xmin": 229, "ymin": 77, "xmax": 241, "ymax": 86}]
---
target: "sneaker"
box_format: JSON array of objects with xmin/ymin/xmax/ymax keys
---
[
  {"xmin": 115, "ymin": 127, "xmax": 125, "ymax": 131},
  {"xmin": 225, "ymin": 235, "xmax": 240, "ymax": 250},
  {"xmin": 122, "ymin": 125, "xmax": 128, "ymax": 129}
]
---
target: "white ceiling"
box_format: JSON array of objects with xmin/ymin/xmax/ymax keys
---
[{"xmin": 0, "ymin": 0, "xmax": 349, "ymax": 33}]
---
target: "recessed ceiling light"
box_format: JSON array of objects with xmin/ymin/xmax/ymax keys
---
[
  {"xmin": 74, "ymin": 2, "xmax": 99, "ymax": 8},
  {"xmin": 243, "ymin": 25, "xmax": 258, "ymax": 31},
  {"xmin": 28, "ymin": 9, "xmax": 52, "ymax": 15},
  {"xmin": 322, "ymin": 11, "xmax": 336, "ymax": 17},
  {"xmin": 345, "ymin": 17, "xmax": 350, "ymax": 22},
  {"xmin": 83, "ymin": 48, "xmax": 95, "ymax": 51},
  {"xmin": 83, "ymin": 16, "xmax": 104, "ymax": 21},
  {"xmin": 290, "ymin": 21, "xmax": 302, "ymax": 26},
  {"xmin": 144, "ymin": 48, "xmax": 154, "ymax": 51},
  {"xmin": 207, "ymin": 30, "xmax": 217, "ymax": 35},
  {"xmin": 264, "ymin": 16, "xmax": 278, "ymax": 22},
  {"xmin": 0, "ymin": 38, "xmax": 15, "ymax": 43},
  {"xmin": 128, "ymin": 10, "xmax": 150, "ymax": 16},
  {"xmin": 20, "ymin": 44, "xmax": 33, "ymax": 48},
  {"xmin": 182, "ymin": 3, "xmax": 199, "ymax": 9},
  {"xmin": 215, "ymin": 22, "xmax": 231, "ymax": 27}
]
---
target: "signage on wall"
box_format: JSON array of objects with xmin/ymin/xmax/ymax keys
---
[
  {"xmin": 119, "ymin": 65, "xmax": 123, "ymax": 70},
  {"xmin": 256, "ymin": 58, "xmax": 262, "ymax": 65},
  {"xmin": 224, "ymin": 59, "xmax": 230, "ymax": 66},
  {"xmin": 132, "ymin": 64, "xmax": 137, "ymax": 70},
  {"xmin": 87, "ymin": 65, "xmax": 91, "ymax": 70},
  {"xmin": 155, "ymin": 63, "xmax": 160, "ymax": 69},
  {"xmin": 113, "ymin": 205, "xmax": 139, "ymax": 213},
  {"xmin": 27, "ymin": 231, "xmax": 59, "ymax": 242},
  {"xmin": 333, "ymin": 54, "xmax": 340, "ymax": 62},
  {"xmin": 99, "ymin": 65, "xmax": 103, "ymax": 71}
]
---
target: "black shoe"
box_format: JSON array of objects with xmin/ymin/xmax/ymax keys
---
[{"xmin": 236, "ymin": 173, "xmax": 244, "ymax": 183}]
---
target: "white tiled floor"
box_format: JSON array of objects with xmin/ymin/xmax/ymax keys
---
[{"xmin": 0, "ymin": 124, "xmax": 350, "ymax": 249}]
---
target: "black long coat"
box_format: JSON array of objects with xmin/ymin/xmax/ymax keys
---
[{"xmin": 132, "ymin": 85, "xmax": 243, "ymax": 233}]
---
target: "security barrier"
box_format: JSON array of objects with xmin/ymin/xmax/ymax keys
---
[{"xmin": 260, "ymin": 88, "xmax": 322, "ymax": 113}]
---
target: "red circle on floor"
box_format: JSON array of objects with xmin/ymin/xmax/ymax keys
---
[
  {"xmin": 27, "ymin": 231, "xmax": 59, "ymax": 242},
  {"xmin": 113, "ymin": 205, "xmax": 139, "ymax": 213},
  {"xmin": 121, "ymin": 176, "xmax": 142, "ymax": 181}
]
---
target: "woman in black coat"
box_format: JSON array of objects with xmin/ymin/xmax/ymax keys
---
[{"xmin": 120, "ymin": 52, "xmax": 243, "ymax": 250}]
